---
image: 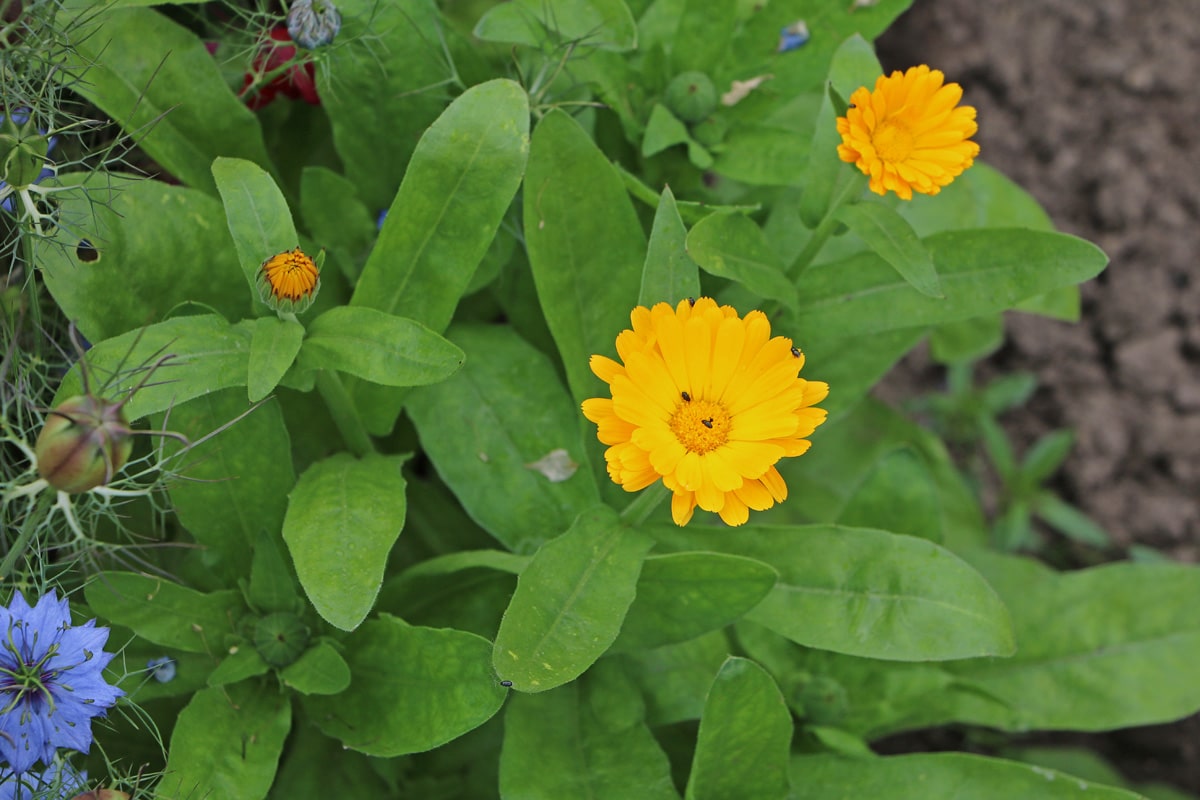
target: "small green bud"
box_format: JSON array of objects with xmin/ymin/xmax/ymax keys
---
[
  {"xmin": 35, "ymin": 395, "xmax": 134, "ymax": 493},
  {"xmin": 663, "ymin": 71, "xmax": 718, "ymax": 124},
  {"xmin": 691, "ymin": 115, "xmax": 729, "ymax": 148},
  {"xmin": 253, "ymin": 612, "xmax": 310, "ymax": 667},
  {"xmin": 0, "ymin": 114, "xmax": 50, "ymax": 189}
]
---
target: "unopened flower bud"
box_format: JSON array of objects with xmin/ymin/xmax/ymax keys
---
[
  {"xmin": 254, "ymin": 612, "xmax": 310, "ymax": 667},
  {"xmin": 663, "ymin": 71, "xmax": 718, "ymax": 124},
  {"xmin": 71, "ymin": 791, "xmax": 132, "ymax": 800},
  {"xmin": 35, "ymin": 394, "xmax": 134, "ymax": 493},
  {"xmin": 0, "ymin": 113, "xmax": 50, "ymax": 189},
  {"xmin": 287, "ymin": 0, "xmax": 342, "ymax": 49},
  {"xmin": 257, "ymin": 246, "xmax": 322, "ymax": 314}
]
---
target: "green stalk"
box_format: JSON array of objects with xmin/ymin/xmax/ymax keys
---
[
  {"xmin": 0, "ymin": 489, "xmax": 52, "ymax": 579},
  {"xmin": 787, "ymin": 173, "xmax": 868, "ymax": 282}
]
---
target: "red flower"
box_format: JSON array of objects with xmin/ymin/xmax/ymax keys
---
[{"xmin": 239, "ymin": 27, "xmax": 320, "ymax": 110}]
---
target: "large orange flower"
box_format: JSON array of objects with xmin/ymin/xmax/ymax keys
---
[
  {"xmin": 836, "ymin": 65, "xmax": 979, "ymax": 200},
  {"xmin": 582, "ymin": 298, "xmax": 828, "ymax": 526}
]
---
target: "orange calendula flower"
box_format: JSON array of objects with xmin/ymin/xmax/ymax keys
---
[
  {"xmin": 258, "ymin": 246, "xmax": 320, "ymax": 313},
  {"xmin": 836, "ymin": 65, "xmax": 980, "ymax": 200},
  {"xmin": 582, "ymin": 298, "xmax": 828, "ymax": 527}
]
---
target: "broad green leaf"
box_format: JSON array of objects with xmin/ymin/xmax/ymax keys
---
[
  {"xmin": 320, "ymin": 0, "xmax": 453, "ymax": 211},
  {"xmin": 939, "ymin": 552, "xmax": 1200, "ymax": 731},
  {"xmin": 347, "ymin": 78, "xmax": 530, "ymax": 433},
  {"xmin": 524, "ymin": 109, "xmax": 645, "ymax": 405},
  {"xmin": 499, "ymin": 679, "xmax": 678, "ymax": 800},
  {"xmin": 686, "ymin": 213, "xmax": 799, "ymax": 308},
  {"xmin": 671, "ymin": 0, "xmax": 736, "ymax": 74},
  {"xmin": 85, "ymin": 573, "xmax": 244, "ymax": 654},
  {"xmin": 248, "ymin": 529, "xmax": 302, "ymax": 615},
  {"xmin": 377, "ymin": 550, "xmax": 526, "ymax": 639},
  {"xmin": 474, "ymin": 0, "xmax": 637, "ymax": 51},
  {"xmin": 206, "ymin": 649, "xmax": 269, "ymax": 688},
  {"xmin": 269, "ymin": 722, "xmax": 393, "ymax": 798},
  {"xmin": 640, "ymin": 187, "xmax": 702, "ymax": 307},
  {"xmin": 406, "ymin": 324, "xmax": 601, "ymax": 554},
  {"xmin": 643, "ymin": 103, "xmax": 692, "ymax": 157},
  {"xmin": 621, "ymin": 631, "xmax": 733, "ymax": 726},
  {"xmin": 37, "ymin": 175, "xmax": 248, "ymax": 342},
  {"xmin": 493, "ymin": 506, "xmax": 653, "ymax": 692},
  {"xmin": 647, "ymin": 525, "xmax": 1014, "ymax": 662},
  {"xmin": 790, "ymin": 229, "xmax": 1108, "ymax": 342},
  {"xmin": 837, "ymin": 447, "xmax": 943, "ymax": 543},
  {"xmin": 165, "ymin": 390, "xmax": 294, "ymax": 581},
  {"xmin": 298, "ymin": 306, "xmax": 465, "ymax": 388},
  {"xmin": 929, "ymin": 314, "xmax": 1004, "ymax": 364},
  {"xmin": 687, "ymin": 657, "xmax": 791, "ymax": 800},
  {"xmin": 299, "ymin": 166, "xmax": 377, "ymax": 276},
  {"xmin": 155, "ymin": 684, "xmax": 291, "ymax": 800},
  {"xmin": 282, "ymin": 453, "xmax": 407, "ymax": 631},
  {"xmin": 305, "ymin": 616, "xmax": 506, "ymax": 756},
  {"xmin": 248, "ymin": 317, "xmax": 305, "ymax": 402},
  {"xmin": 62, "ymin": 8, "xmax": 271, "ymax": 194},
  {"xmin": 53, "ymin": 314, "xmax": 253, "ymax": 421},
  {"xmin": 611, "ymin": 553, "xmax": 777, "ymax": 653},
  {"xmin": 212, "ymin": 157, "xmax": 299, "ymax": 299},
  {"xmin": 713, "ymin": 126, "xmax": 810, "ymax": 187},
  {"xmin": 797, "ymin": 327, "xmax": 927, "ymax": 419},
  {"xmin": 280, "ymin": 641, "xmax": 351, "ymax": 695},
  {"xmin": 902, "ymin": 162, "xmax": 1055, "ymax": 236},
  {"xmin": 835, "ymin": 200, "xmax": 942, "ymax": 297},
  {"xmin": 789, "ymin": 753, "xmax": 1144, "ymax": 800}
]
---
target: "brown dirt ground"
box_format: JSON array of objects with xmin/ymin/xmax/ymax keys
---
[{"xmin": 874, "ymin": 0, "xmax": 1200, "ymax": 792}]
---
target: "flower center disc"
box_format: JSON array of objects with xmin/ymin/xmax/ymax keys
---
[
  {"xmin": 669, "ymin": 397, "xmax": 731, "ymax": 455},
  {"xmin": 873, "ymin": 119, "xmax": 915, "ymax": 164}
]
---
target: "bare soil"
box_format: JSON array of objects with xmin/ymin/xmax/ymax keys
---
[{"xmin": 874, "ymin": 1, "xmax": 1200, "ymax": 792}]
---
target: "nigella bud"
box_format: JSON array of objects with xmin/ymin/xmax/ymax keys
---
[
  {"xmin": 71, "ymin": 792, "xmax": 132, "ymax": 800},
  {"xmin": 0, "ymin": 113, "xmax": 50, "ymax": 189},
  {"xmin": 287, "ymin": 0, "xmax": 342, "ymax": 49},
  {"xmin": 34, "ymin": 395, "xmax": 135, "ymax": 493}
]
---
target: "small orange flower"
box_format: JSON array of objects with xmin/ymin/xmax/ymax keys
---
[
  {"xmin": 836, "ymin": 65, "xmax": 979, "ymax": 200},
  {"xmin": 582, "ymin": 298, "xmax": 828, "ymax": 527},
  {"xmin": 258, "ymin": 246, "xmax": 320, "ymax": 313}
]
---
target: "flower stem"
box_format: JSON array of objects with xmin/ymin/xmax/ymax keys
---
[
  {"xmin": 620, "ymin": 482, "xmax": 671, "ymax": 526},
  {"xmin": 315, "ymin": 370, "xmax": 375, "ymax": 458},
  {"xmin": 787, "ymin": 172, "xmax": 867, "ymax": 282},
  {"xmin": 0, "ymin": 489, "xmax": 52, "ymax": 579}
]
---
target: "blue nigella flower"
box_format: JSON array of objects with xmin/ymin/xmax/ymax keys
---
[
  {"xmin": 287, "ymin": 0, "xmax": 342, "ymax": 49},
  {"xmin": 777, "ymin": 20, "xmax": 810, "ymax": 53},
  {"xmin": 0, "ymin": 761, "xmax": 87, "ymax": 800},
  {"xmin": 0, "ymin": 591, "xmax": 123, "ymax": 775},
  {"xmin": 376, "ymin": 208, "xmax": 388, "ymax": 230},
  {"xmin": 145, "ymin": 656, "xmax": 176, "ymax": 683}
]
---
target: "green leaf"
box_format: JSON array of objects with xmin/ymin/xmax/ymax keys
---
[
  {"xmin": 406, "ymin": 324, "xmax": 601, "ymax": 554},
  {"xmin": 834, "ymin": 200, "xmax": 942, "ymax": 298},
  {"xmin": 53, "ymin": 315, "xmax": 253, "ymax": 421},
  {"xmin": 686, "ymin": 213, "xmax": 800, "ymax": 308},
  {"xmin": 939, "ymin": 552, "xmax": 1200, "ymax": 731},
  {"xmin": 671, "ymin": 0, "xmax": 735, "ymax": 74},
  {"xmin": 299, "ymin": 306, "xmax": 465, "ymax": 388},
  {"xmin": 36, "ymin": 175, "xmax": 249, "ymax": 342},
  {"xmin": 304, "ymin": 616, "xmax": 506, "ymax": 756},
  {"xmin": 797, "ymin": 327, "xmax": 926, "ymax": 419},
  {"xmin": 929, "ymin": 314, "xmax": 1004, "ymax": 364},
  {"xmin": 248, "ymin": 529, "xmax": 301, "ymax": 615},
  {"xmin": 320, "ymin": 0, "xmax": 456, "ymax": 211},
  {"xmin": 164, "ymin": 390, "xmax": 294, "ymax": 581},
  {"xmin": 63, "ymin": 8, "xmax": 272, "ymax": 194},
  {"xmin": 282, "ymin": 453, "xmax": 408, "ymax": 631},
  {"xmin": 500, "ymin": 678, "xmax": 679, "ymax": 800},
  {"xmin": 377, "ymin": 550, "xmax": 524, "ymax": 640},
  {"xmin": 206, "ymin": 649, "xmax": 269, "ymax": 688},
  {"xmin": 269, "ymin": 722, "xmax": 393, "ymax": 798},
  {"xmin": 474, "ymin": 0, "xmax": 638, "ymax": 51},
  {"xmin": 640, "ymin": 187, "xmax": 703, "ymax": 307},
  {"xmin": 280, "ymin": 641, "xmax": 352, "ymax": 695},
  {"xmin": 789, "ymin": 753, "xmax": 1144, "ymax": 799},
  {"xmin": 713, "ymin": 126, "xmax": 810, "ymax": 187},
  {"xmin": 1021, "ymin": 429, "xmax": 1076, "ymax": 483},
  {"xmin": 687, "ymin": 657, "xmax": 791, "ymax": 800},
  {"xmin": 211, "ymin": 157, "xmax": 298, "ymax": 301},
  {"xmin": 643, "ymin": 103, "xmax": 692, "ymax": 157},
  {"xmin": 790, "ymin": 229, "xmax": 1108, "ymax": 342},
  {"xmin": 611, "ymin": 553, "xmax": 777, "ymax": 653},
  {"xmin": 524, "ymin": 109, "xmax": 646, "ymax": 405},
  {"xmin": 836, "ymin": 447, "xmax": 943, "ymax": 543},
  {"xmin": 85, "ymin": 573, "xmax": 244, "ymax": 654},
  {"xmin": 299, "ymin": 166, "xmax": 377, "ymax": 274},
  {"xmin": 155, "ymin": 684, "xmax": 291, "ymax": 800},
  {"xmin": 621, "ymin": 631, "xmax": 733, "ymax": 726},
  {"xmin": 247, "ymin": 317, "xmax": 305, "ymax": 402},
  {"xmin": 346, "ymin": 78, "xmax": 530, "ymax": 433},
  {"xmin": 1034, "ymin": 492, "xmax": 1110, "ymax": 547},
  {"xmin": 647, "ymin": 525, "xmax": 1014, "ymax": 662},
  {"xmin": 493, "ymin": 506, "xmax": 653, "ymax": 692}
]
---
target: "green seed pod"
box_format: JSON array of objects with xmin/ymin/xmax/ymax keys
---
[
  {"xmin": 793, "ymin": 675, "xmax": 849, "ymax": 725},
  {"xmin": 691, "ymin": 114, "xmax": 729, "ymax": 148},
  {"xmin": 0, "ymin": 113, "xmax": 49, "ymax": 189},
  {"xmin": 35, "ymin": 395, "xmax": 134, "ymax": 494},
  {"xmin": 253, "ymin": 612, "xmax": 311, "ymax": 667},
  {"xmin": 663, "ymin": 71, "xmax": 718, "ymax": 124}
]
